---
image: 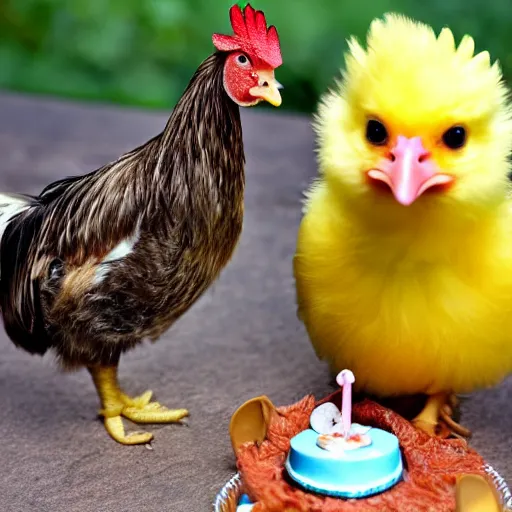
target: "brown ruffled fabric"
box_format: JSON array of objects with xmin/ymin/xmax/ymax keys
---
[{"xmin": 237, "ymin": 392, "xmax": 487, "ymax": 512}]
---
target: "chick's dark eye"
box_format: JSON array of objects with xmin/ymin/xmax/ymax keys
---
[
  {"xmin": 366, "ymin": 119, "xmax": 388, "ymax": 146},
  {"xmin": 442, "ymin": 126, "xmax": 466, "ymax": 149},
  {"xmin": 237, "ymin": 54, "xmax": 248, "ymax": 65}
]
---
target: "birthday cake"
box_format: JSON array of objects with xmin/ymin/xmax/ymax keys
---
[
  {"xmin": 285, "ymin": 422, "xmax": 403, "ymax": 499},
  {"xmin": 285, "ymin": 370, "xmax": 403, "ymax": 499},
  {"xmin": 227, "ymin": 370, "xmax": 505, "ymax": 512}
]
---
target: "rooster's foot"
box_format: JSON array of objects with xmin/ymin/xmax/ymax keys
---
[
  {"xmin": 89, "ymin": 366, "xmax": 189, "ymax": 445},
  {"xmin": 120, "ymin": 390, "xmax": 189, "ymax": 424},
  {"xmin": 412, "ymin": 393, "xmax": 472, "ymax": 439},
  {"xmin": 103, "ymin": 415, "xmax": 154, "ymax": 445}
]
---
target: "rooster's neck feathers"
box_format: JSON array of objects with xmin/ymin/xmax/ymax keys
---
[{"xmin": 156, "ymin": 51, "xmax": 244, "ymax": 194}]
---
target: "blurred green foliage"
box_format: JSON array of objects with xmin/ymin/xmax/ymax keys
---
[{"xmin": 0, "ymin": 0, "xmax": 511, "ymax": 114}]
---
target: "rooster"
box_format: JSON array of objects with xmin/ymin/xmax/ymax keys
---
[
  {"xmin": 0, "ymin": 3, "xmax": 283, "ymax": 445},
  {"xmin": 294, "ymin": 14, "xmax": 512, "ymax": 438}
]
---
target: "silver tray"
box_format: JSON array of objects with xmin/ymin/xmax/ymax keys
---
[{"xmin": 213, "ymin": 465, "xmax": 512, "ymax": 511}]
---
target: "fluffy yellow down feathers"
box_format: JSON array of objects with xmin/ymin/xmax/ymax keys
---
[{"xmin": 294, "ymin": 14, "xmax": 512, "ymax": 400}]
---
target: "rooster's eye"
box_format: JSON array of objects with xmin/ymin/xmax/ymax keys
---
[
  {"xmin": 442, "ymin": 126, "xmax": 466, "ymax": 149},
  {"xmin": 366, "ymin": 120, "xmax": 388, "ymax": 146},
  {"xmin": 236, "ymin": 54, "xmax": 249, "ymax": 66}
]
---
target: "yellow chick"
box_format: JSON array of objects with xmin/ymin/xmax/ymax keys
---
[{"xmin": 294, "ymin": 13, "xmax": 512, "ymax": 437}]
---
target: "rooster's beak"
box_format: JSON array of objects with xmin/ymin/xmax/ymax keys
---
[{"xmin": 250, "ymin": 70, "xmax": 283, "ymax": 107}]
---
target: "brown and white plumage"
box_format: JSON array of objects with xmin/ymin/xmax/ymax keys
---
[
  {"xmin": 1, "ymin": 53, "xmax": 244, "ymax": 367},
  {"xmin": 0, "ymin": 4, "xmax": 283, "ymax": 445}
]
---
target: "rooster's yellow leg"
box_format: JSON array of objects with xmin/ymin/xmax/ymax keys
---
[
  {"xmin": 88, "ymin": 366, "xmax": 189, "ymax": 445},
  {"xmin": 412, "ymin": 392, "xmax": 472, "ymax": 439}
]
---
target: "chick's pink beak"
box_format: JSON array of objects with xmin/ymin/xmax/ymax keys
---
[{"xmin": 367, "ymin": 136, "xmax": 454, "ymax": 206}]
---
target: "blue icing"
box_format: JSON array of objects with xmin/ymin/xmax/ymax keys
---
[
  {"xmin": 284, "ymin": 428, "xmax": 403, "ymax": 499},
  {"xmin": 239, "ymin": 494, "xmax": 252, "ymax": 505},
  {"xmin": 236, "ymin": 494, "xmax": 254, "ymax": 511}
]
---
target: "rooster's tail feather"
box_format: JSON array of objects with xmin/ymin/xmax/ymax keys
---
[{"xmin": 0, "ymin": 193, "xmax": 32, "ymax": 244}]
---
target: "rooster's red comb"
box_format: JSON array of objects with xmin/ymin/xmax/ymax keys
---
[{"xmin": 212, "ymin": 4, "xmax": 282, "ymax": 69}]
